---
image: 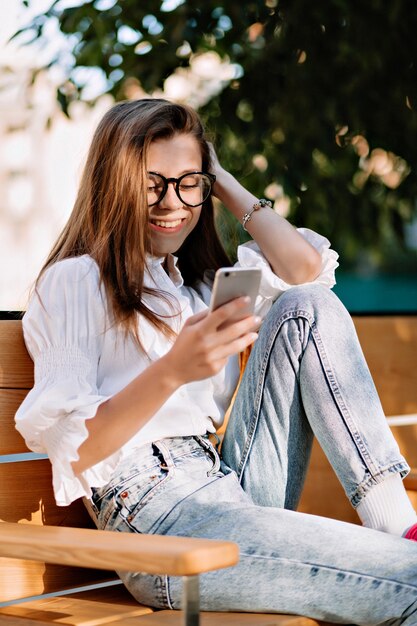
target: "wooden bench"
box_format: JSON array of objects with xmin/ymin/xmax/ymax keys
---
[{"xmin": 0, "ymin": 315, "xmax": 416, "ymax": 626}]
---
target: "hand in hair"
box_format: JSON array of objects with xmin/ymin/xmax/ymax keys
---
[
  {"xmin": 207, "ymin": 143, "xmax": 322, "ymax": 284},
  {"xmin": 207, "ymin": 142, "xmax": 225, "ymax": 197},
  {"xmin": 163, "ymin": 297, "xmax": 260, "ymax": 386}
]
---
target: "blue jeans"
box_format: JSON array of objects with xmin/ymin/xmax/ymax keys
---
[{"xmin": 90, "ymin": 285, "xmax": 417, "ymax": 625}]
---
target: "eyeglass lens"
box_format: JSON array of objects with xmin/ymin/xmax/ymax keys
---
[{"xmin": 147, "ymin": 173, "xmax": 213, "ymax": 207}]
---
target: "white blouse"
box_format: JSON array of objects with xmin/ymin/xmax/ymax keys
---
[{"xmin": 15, "ymin": 229, "xmax": 338, "ymax": 506}]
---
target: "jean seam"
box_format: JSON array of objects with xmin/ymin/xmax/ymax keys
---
[
  {"xmin": 94, "ymin": 441, "xmax": 207, "ymax": 504},
  {"xmin": 141, "ymin": 474, "xmax": 223, "ymax": 536},
  {"xmin": 235, "ymin": 308, "xmax": 390, "ymax": 500},
  {"xmin": 308, "ymin": 319, "xmax": 380, "ymax": 476},
  {"xmin": 287, "ymin": 309, "xmax": 380, "ymax": 478},
  {"xmin": 92, "ymin": 461, "xmax": 163, "ymax": 504},
  {"xmin": 352, "ymin": 462, "xmax": 411, "ymax": 507},
  {"xmin": 239, "ymin": 552, "xmax": 417, "ymax": 592},
  {"xmin": 121, "ymin": 440, "xmax": 176, "ymax": 531},
  {"xmin": 159, "ymin": 574, "xmax": 172, "ymax": 609},
  {"xmin": 165, "ymin": 574, "xmax": 174, "ymax": 609},
  {"xmin": 236, "ymin": 310, "xmax": 314, "ymax": 480},
  {"xmin": 123, "ymin": 472, "xmax": 175, "ymax": 531},
  {"xmin": 306, "ymin": 317, "xmax": 411, "ymax": 505},
  {"xmin": 144, "ymin": 573, "xmax": 168, "ymax": 609}
]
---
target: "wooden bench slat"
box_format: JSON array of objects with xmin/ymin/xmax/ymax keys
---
[
  {"xmin": 0, "ymin": 321, "xmax": 33, "ymax": 389},
  {"xmin": 0, "ymin": 522, "xmax": 239, "ymax": 576},
  {"xmin": 298, "ymin": 316, "xmax": 417, "ymax": 523},
  {"xmin": 298, "ymin": 441, "xmax": 360, "ymax": 524},
  {"xmin": 0, "ymin": 586, "xmax": 152, "ymax": 625},
  {"xmin": 0, "ymin": 389, "xmax": 30, "ymax": 454},
  {"xmin": 0, "ymin": 315, "xmax": 415, "ymax": 624},
  {"xmin": 404, "ymin": 470, "xmax": 417, "ymax": 491},
  {"xmin": 0, "ymin": 460, "xmax": 94, "ymax": 528},
  {"xmin": 0, "ymin": 617, "xmax": 63, "ymax": 626},
  {"xmin": 390, "ymin": 424, "xmax": 417, "ymax": 467},
  {"xmin": 0, "ymin": 557, "xmax": 116, "ymax": 604},
  {"xmin": 0, "ymin": 606, "xmax": 329, "ymax": 626},
  {"xmin": 353, "ymin": 316, "xmax": 417, "ymax": 416},
  {"xmin": 0, "ymin": 459, "xmax": 114, "ymax": 601},
  {"xmin": 0, "ymin": 523, "xmax": 239, "ymax": 577},
  {"xmin": 129, "ymin": 611, "xmax": 329, "ymax": 625}
]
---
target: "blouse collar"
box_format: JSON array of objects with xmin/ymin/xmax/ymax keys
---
[{"xmin": 147, "ymin": 253, "xmax": 184, "ymax": 288}]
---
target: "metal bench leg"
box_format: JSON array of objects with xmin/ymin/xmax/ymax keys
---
[{"xmin": 182, "ymin": 575, "xmax": 200, "ymax": 626}]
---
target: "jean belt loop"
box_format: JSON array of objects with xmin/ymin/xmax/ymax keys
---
[
  {"xmin": 194, "ymin": 435, "xmax": 221, "ymax": 476},
  {"xmin": 153, "ymin": 439, "xmax": 175, "ymax": 472}
]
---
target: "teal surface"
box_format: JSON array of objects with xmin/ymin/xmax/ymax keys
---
[
  {"xmin": 0, "ymin": 453, "xmax": 47, "ymax": 463},
  {"xmin": 333, "ymin": 273, "xmax": 417, "ymax": 313}
]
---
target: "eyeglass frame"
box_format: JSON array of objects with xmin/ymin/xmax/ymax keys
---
[{"xmin": 147, "ymin": 171, "xmax": 216, "ymax": 207}]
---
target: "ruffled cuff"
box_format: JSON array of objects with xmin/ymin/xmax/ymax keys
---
[
  {"xmin": 15, "ymin": 374, "xmax": 115, "ymax": 506},
  {"xmin": 237, "ymin": 227, "xmax": 339, "ymax": 317},
  {"xmin": 40, "ymin": 392, "xmax": 116, "ymax": 507}
]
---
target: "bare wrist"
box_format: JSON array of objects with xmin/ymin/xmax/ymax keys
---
[{"xmin": 153, "ymin": 354, "xmax": 184, "ymax": 392}]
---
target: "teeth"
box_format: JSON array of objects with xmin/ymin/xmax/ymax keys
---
[{"xmin": 152, "ymin": 219, "xmax": 182, "ymax": 228}]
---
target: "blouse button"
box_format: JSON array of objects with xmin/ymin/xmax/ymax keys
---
[{"xmin": 121, "ymin": 491, "xmax": 128, "ymax": 499}]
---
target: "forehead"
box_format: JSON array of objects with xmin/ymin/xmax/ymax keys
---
[{"xmin": 147, "ymin": 134, "xmax": 202, "ymax": 172}]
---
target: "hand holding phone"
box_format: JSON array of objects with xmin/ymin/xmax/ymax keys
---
[
  {"xmin": 209, "ymin": 267, "xmax": 261, "ymax": 323},
  {"xmin": 166, "ymin": 268, "xmax": 261, "ymax": 384}
]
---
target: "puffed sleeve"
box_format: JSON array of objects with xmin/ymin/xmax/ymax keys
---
[
  {"xmin": 14, "ymin": 256, "xmax": 115, "ymax": 506},
  {"xmin": 236, "ymin": 227, "xmax": 339, "ymax": 317}
]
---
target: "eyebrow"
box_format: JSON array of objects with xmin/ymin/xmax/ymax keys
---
[{"xmin": 148, "ymin": 168, "xmax": 203, "ymax": 176}]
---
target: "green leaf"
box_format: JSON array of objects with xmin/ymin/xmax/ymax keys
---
[{"xmin": 11, "ymin": 0, "xmax": 417, "ymax": 272}]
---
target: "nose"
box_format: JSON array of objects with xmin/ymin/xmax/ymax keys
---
[{"xmin": 161, "ymin": 182, "xmax": 183, "ymax": 210}]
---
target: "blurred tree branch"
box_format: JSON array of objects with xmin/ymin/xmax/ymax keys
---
[{"xmin": 15, "ymin": 0, "xmax": 417, "ymax": 270}]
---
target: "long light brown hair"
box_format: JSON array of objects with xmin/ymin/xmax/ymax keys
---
[{"xmin": 39, "ymin": 98, "xmax": 230, "ymax": 345}]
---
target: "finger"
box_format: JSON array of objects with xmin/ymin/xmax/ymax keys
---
[
  {"xmin": 206, "ymin": 297, "xmax": 252, "ymax": 330},
  {"xmin": 208, "ymin": 142, "xmax": 217, "ymax": 160},
  {"xmin": 210, "ymin": 332, "xmax": 258, "ymax": 361},
  {"xmin": 216, "ymin": 314, "xmax": 262, "ymax": 341},
  {"xmin": 184, "ymin": 309, "xmax": 209, "ymax": 326}
]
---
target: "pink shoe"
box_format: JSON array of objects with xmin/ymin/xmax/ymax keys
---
[{"xmin": 404, "ymin": 523, "xmax": 417, "ymax": 541}]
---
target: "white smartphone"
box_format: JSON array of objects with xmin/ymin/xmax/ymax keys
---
[{"xmin": 209, "ymin": 267, "xmax": 262, "ymax": 321}]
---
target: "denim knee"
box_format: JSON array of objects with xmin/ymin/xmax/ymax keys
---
[{"xmin": 266, "ymin": 284, "xmax": 351, "ymax": 330}]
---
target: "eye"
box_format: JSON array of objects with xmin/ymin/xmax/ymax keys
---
[
  {"xmin": 147, "ymin": 176, "xmax": 164, "ymax": 192},
  {"xmin": 179, "ymin": 174, "xmax": 201, "ymax": 190}
]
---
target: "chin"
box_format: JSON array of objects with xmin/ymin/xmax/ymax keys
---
[{"xmin": 149, "ymin": 241, "xmax": 181, "ymax": 258}]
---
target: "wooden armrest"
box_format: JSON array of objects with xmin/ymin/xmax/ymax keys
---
[
  {"xmin": 404, "ymin": 469, "xmax": 417, "ymax": 491},
  {"xmin": 0, "ymin": 522, "xmax": 239, "ymax": 576}
]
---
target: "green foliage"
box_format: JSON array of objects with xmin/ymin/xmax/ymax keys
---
[{"xmin": 19, "ymin": 0, "xmax": 417, "ymax": 270}]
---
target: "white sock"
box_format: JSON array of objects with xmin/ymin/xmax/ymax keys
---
[{"xmin": 356, "ymin": 473, "xmax": 417, "ymax": 535}]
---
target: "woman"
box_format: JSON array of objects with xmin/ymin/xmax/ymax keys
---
[{"xmin": 15, "ymin": 99, "xmax": 417, "ymax": 624}]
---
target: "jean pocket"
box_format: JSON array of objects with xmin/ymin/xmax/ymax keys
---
[{"xmin": 115, "ymin": 444, "xmax": 174, "ymax": 533}]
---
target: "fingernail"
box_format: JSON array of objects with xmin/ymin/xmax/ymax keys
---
[{"xmin": 254, "ymin": 316, "xmax": 262, "ymax": 324}]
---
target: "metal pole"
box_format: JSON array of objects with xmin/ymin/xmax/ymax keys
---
[{"xmin": 182, "ymin": 575, "xmax": 200, "ymax": 626}]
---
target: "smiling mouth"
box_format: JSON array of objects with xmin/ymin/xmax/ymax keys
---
[{"xmin": 150, "ymin": 218, "xmax": 184, "ymax": 229}]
